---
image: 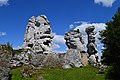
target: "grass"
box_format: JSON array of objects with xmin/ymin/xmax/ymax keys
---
[
  {"xmin": 11, "ymin": 65, "xmax": 105, "ymax": 80},
  {"xmin": 11, "ymin": 67, "xmax": 36, "ymax": 80},
  {"xmin": 42, "ymin": 66, "xmax": 105, "ymax": 80}
]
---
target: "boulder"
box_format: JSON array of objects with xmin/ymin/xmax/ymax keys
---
[
  {"xmin": 64, "ymin": 29, "xmax": 88, "ymax": 68},
  {"xmin": 64, "ymin": 49, "xmax": 83, "ymax": 68},
  {"xmin": 0, "ymin": 45, "xmax": 12, "ymax": 80},
  {"xmin": 89, "ymin": 54, "xmax": 97, "ymax": 66}
]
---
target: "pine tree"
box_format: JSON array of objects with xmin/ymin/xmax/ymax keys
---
[{"xmin": 100, "ymin": 8, "xmax": 120, "ymax": 80}]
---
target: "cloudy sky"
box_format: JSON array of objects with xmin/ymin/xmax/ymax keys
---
[{"xmin": 0, "ymin": 0, "xmax": 119, "ymax": 56}]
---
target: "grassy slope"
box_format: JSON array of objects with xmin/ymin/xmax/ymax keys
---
[
  {"xmin": 11, "ymin": 67, "xmax": 36, "ymax": 80},
  {"xmin": 11, "ymin": 66, "xmax": 105, "ymax": 80},
  {"xmin": 43, "ymin": 66, "xmax": 105, "ymax": 80}
]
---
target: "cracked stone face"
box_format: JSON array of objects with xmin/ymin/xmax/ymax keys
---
[
  {"xmin": 85, "ymin": 26, "xmax": 97, "ymax": 55},
  {"xmin": 64, "ymin": 29, "xmax": 85, "ymax": 52},
  {"xmin": 63, "ymin": 29, "xmax": 87, "ymax": 68},
  {"xmin": 0, "ymin": 45, "xmax": 12, "ymax": 80},
  {"xmin": 85, "ymin": 26, "xmax": 99, "ymax": 65},
  {"xmin": 23, "ymin": 15, "xmax": 54, "ymax": 53}
]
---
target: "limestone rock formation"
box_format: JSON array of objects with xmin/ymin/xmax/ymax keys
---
[
  {"xmin": 11, "ymin": 15, "xmax": 90, "ymax": 69},
  {"xmin": 23, "ymin": 15, "xmax": 54, "ymax": 53},
  {"xmin": 12, "ymin": 15, "xmax": 55, "ymax": 68},
  {"xmin": 63, "ymin": 49, "xmax": 82, "ymax": 68},
  {"xmin": 64, "ymin": 29, "xmax": 85, "ymax": 51},
  {"xmin": 85, "ymin": 26, "xmax": 98, "ymax": 66},
  {"xmin": 85, "ymin": 26, "xmax": 97, "ymax": 56},
  {"xmin": 64, "ymin": 29, "xmax": 88, "ymax": 68},
  {"xmin": 0, "ymin": 45, "xmax": 12, "ymax": 80},
  {"xmin": 11, "ymin": 50, "xmax": 30, "ymax": 67}
]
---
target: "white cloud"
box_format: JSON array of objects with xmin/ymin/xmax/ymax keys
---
[
  {"xmin": 94, "ymin": 0, "xmax": 116, "ymax": 7},
  {"xmin": 0, "ymin": 0, "xmax": 9, "ymax": 6},
  {"xmin": 53, "ymin": 33, "xmax": 65, "ymax": 44},
  {"xmin": 13, "ymin": 46, "xmax": 22, "ymax": 50},
  {"xmin": 74, "ymin": 21, "xmax": 81, "ymax": 24},
  {"xmin": 69, "ymin": 21, "xmax": 89, "ymax": 29},
  {"xmin": 74, "ymin": 22, "xmax": 106, "ymax": 58},
  {"xmin": 51, "ymin": 43, "xmax": 67, "ymax": 53},
  {"xmin": 51, "ymin": 33, "xmax": 66, "ymax": 53},
  {"xmin": 74, "ymin": 22, "xmax": 106, "ymax": 45},
  {"xmin": 51, "ymin": 43, "xmax": 60, "ymax": 50},
  {"xmin": 52, "ymin": 22, "xmax": 106, "ymax": 55},
  {"xmin": 69, "ymin": 24, "xmax": 74, "ymax": 29},
  {"xmin": 0, "ymin": 32, "xmax": 7, "ymax": 36}
]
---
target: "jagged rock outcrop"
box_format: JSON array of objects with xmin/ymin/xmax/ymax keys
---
[
  {"xmin": 63, "ymin": 29, "xmax": 88, "ymax": 68},
  {"xmin": 0, "ymin": 45, "xmax": 12, "ymax": 80},
  {"xmin": 23, "ymin": 15, "xmax": 54, "ymax": 53},
  {"xmin": 85, "ymin": 26, "xmax": 99, "ymax": 66},
  {"xmin": 64, "ymin": 29, "xmax": 85, "ymax": 51},
  {"xmin": 63, "ymin": 49, "xmax": 83, "ymax": 68},
  {"xmin": 11, "ymin": 15, "xmax": 90, "ymax": 69},
  {"xmin": 11, "ymin": 15, "xmax": 55, "ymax": 68},
  {"xmin": 11, "ymin": 49, "xmax": 30, "ymax": 67},
  {"xmin": 85, "ymin": 26, "xmax": 97, "ymax": 56}
]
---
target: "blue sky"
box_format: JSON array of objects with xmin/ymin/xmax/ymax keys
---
[{"xmin": 0, "ymin": 0, "xmax": 120, "ymax": 55}]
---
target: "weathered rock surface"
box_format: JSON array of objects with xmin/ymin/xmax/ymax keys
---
[
  {"xmin": 85, "ymin": 26, "xmax": 99, "ymax": 65},
  {"xmin": 63, "ymin": 49, "xmax": 82, "ymax": 68},
  {"xmin": 64, "ymin": 29, "xmax": 88, "ymax": 68},
  {"xmin": 11, "ymin": 49, "xmax": 30, "ymax": 67},
  {"xmin": 0, "ymin": 45, "xmax": 12, "ymax": 80},
  {"xmin": 89, "ymin": 54, "xmax": 97, "ymax": 66},
  {"xmin": 81, "ymin": 52, "xmax": 88, "ymax": 66},
  {"xmin": 23, "ymin": 15, "xmax": 54, "ymax": 53},
  {"xmin": 11, "ymin": 15, "xmax": 89, "ymax": 69},
  {"xmin": 85, "ymin": 26, "xmax": 97, "ymax": 55},
  {"xmin": 11, "ymin": 15, "xmax": 61, "ymax": 68},
  {"xmin": 64, "ymin": 29, "xmax": 85, "ymax": 52}
]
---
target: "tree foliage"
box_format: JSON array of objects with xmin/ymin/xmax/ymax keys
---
[
  {"xmin": 4, "ymin": 42, "xmax": 13, "ymax": 53},
  {"xmin": 100, "ymin": 8, "xmax": 120, "ymax": 80}
]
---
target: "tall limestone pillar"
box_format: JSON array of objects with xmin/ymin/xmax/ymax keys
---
[{"xmin": 85, "ymin": 26, "xmax": 99, "ymax": 66}]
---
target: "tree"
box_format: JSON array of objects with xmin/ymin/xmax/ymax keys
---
[
  {"xmin": 5, "ymin": 42, "xmax": 13, "ymax": 53},
  {"xmin": 100, "ymin": 8, "xmax": 120, "ymax": 80}
]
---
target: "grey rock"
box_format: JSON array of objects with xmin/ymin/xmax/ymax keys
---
[
  {"xmin": 85, "ymin": 26, "xmax": 97, "ymax": 55},
  {"xmin": 87, "ymin": 43, "xmax": 97, "ymax": 55},
  {"xmin": 88, "ymin": 54, "xmax": 97, "ymax": 66},
  {"xmin": 64, "ymin": 30, "xmax": 88, "ymax": 68},
  {"xmin": 23, "ymin": 15, "xmax": 54, "ymax": 53},
  {"xmin": 64, "ymin": 49, "xmax": 83, "ymax": 68},
  {"xmin": 11, "ymin": 15, "xmax": 56, "ymax": 68},
  {"xmin": 85, "ymin": 26, "xmax": 99, "ymax": 66},
  {"xmin": 11, "ymin": 51, "xmax": 30, "ymax": 67},
  {"xmin": 64, "ymin": 29, "xmax": 85, "ymax": 52},
  {"xmin": 43, "ymin": 53, "xmax": 62, "ymax": 68},
  {"xmin": 0, "ymin": 45, "xmax": 12, "ymax": 80},
  {"xmin": 99, "ymin": 64, "xmax": 107, "ymax": 73}
]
